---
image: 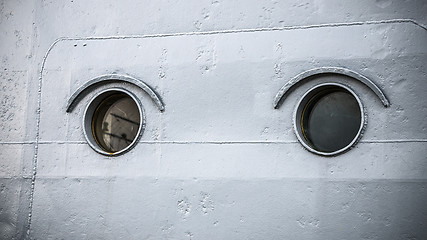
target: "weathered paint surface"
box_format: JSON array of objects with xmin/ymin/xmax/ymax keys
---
[{"xmin": 1, "ymin": 1, "xmax": 427, "ymax": 239}]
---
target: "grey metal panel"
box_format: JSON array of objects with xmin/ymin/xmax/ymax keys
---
[{"xmin": 1, "ymin": 1, "xmax": 427, "ymax": 239}]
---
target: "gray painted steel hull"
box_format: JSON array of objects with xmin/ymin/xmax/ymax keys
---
[{"xmin": 1, "ymin": 1, "xmax": 426, "ymax": 239}]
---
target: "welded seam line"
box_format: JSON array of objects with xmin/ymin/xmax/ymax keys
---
[
  {"xmin": 32, "ymin": 176, "xmax": 427, "ymax": 183},
  {"xmin": 25, "ymin": 29, "xmax": 56, "ymax": 239},
  {"xmin": 360, "ymin": 139, "xmax": 427, "ymax": 143},
  {"xmin": 0, "ymin": 176, "xmax": 33, "ymax": 180},
  {"xmin": 0, "ymin": 141, "xmax": 36, "ymax": 145},
  {"xmin": 30, "ymin": 139, "xmax": 427, "ymax": 145},
  {"xmin": 42, "ymin": 19, "xmax": 427, "ymax": 47}
]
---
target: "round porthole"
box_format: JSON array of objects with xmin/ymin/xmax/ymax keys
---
[
  {"xmin": 294, "ymin": 83, "xmax": 365, "ymax": 156},
  {"xmin": 83, "ymin": 88, "xmax": 144, "ymax": 156}
]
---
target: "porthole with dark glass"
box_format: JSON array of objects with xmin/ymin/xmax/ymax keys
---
[
  {"xmin": 294, "ymin": 83, "xmax": 365, "ymax": 156},
  {"xmin": 83, "ymin": 88, "xmax": 144, "ymax": 156}
]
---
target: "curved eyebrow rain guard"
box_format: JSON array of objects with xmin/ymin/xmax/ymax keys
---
[
  {"xmin": 66, "ymin": 74, "xmax": 165, "ymax": 113},
  {"xmin": 273, "ymin": 67, "xmax": 390, "ymax": 109}
]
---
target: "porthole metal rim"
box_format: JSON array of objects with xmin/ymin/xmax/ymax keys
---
[
  {"xmin": 82, "ymin": 87, "xmax": 145, "ymax": 156},
  {"xmin": 293, "ymin": 82, "xmax": 366, "ymax": 156}
]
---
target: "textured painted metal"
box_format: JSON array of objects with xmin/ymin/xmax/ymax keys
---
[{"xmin": 1, "ymin": 1, "xmax": 427, "ymax": 240}]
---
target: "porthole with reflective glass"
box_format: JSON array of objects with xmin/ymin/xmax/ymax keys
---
[
  {"xmin": 294, "ymin": 83, "xmax": 365, "ymax": 156},
  {"xmin": 83, "ymin": 88, "xmax": 144, "ymax": 156}
]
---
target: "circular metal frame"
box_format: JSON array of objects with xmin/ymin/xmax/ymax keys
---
[
  {"xmin": 83, "ymin": 88, "xmax": 145, "ymax": 156},
  {"xmin": 293, "ymin": 83, "xmax": 366, "ymax": 156}
]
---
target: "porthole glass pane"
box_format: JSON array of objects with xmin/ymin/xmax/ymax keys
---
[
  {"xmin": 302, "ymin": 90, "xmax": 361, "ymax": 153},
  {"xmin": 92, "ymin": 93, "xmax": 141, "ymax": 153},
  {"xmin": 294, "ymin": 83, "xmax": 365, "ymax": 156}
]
